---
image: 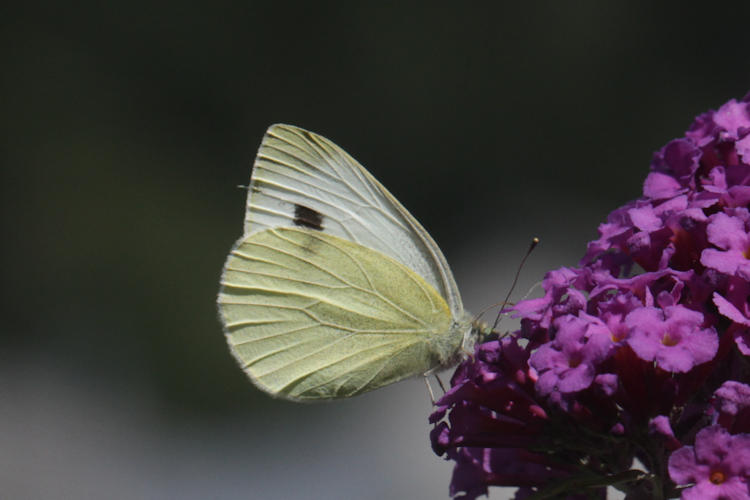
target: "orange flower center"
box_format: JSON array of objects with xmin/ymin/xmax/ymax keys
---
[
  {"xmin": 710, "ymin": 470, "xmax": 726, "ymax": 485},
  {"xmin": 610, "ymin": 328, "xmax": 626, "ymax": 342},
  {"xmin": 568, "ymin": 353, "xmax": 582, "ymax": 368},
  {"xmin": 661, "ymin": 332, "xmax": 678, "ymax": 346}
]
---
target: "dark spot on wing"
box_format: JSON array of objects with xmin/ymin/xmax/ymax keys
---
[{"xmin": 294, "ymin": 204, "xmax": 324, "ymax": 231}]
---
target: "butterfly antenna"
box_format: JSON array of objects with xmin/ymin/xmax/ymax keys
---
[{"xmin": 491, "ymin": 237, "xmax": 539, "ymax": 332}]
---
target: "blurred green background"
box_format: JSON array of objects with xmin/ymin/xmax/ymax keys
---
[{"xmin": 3, "ymin": 3, "xmax": 750, "ymax": 499}]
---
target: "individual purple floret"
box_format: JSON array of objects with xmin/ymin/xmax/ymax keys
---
[
  {"xmin": 529, "ymin": 314, "xmax": 613, "ymax": 396},
  {"xmin": 709, "ymin": 381, "xmax": 750, "ymax": 434},
  {"xmin": 668, "ymin": 426, "xmax": 750, "ymax": 499},
  {"xmin": 431, "ymin": 92, "xmax": 750, "ymax": 499},
  {"xmin": 701, "ymin": 210, "xmax": 750, "ymax": 279},
  {"xmin": 624, "ymin": 305, "xmax": 718, "ymax": 373}
]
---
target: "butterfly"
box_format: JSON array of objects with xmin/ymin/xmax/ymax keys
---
[{"xmin": 218, "ymin": 124, "xmax": 478, "ymax": 401}]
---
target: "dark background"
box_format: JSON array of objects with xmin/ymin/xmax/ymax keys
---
[{"xmin": 3, "ymin": 3, "xmax": 750, "ymax": 499}]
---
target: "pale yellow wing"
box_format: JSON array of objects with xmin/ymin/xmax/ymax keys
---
[
  {"xmin": 244, "ymin": 124, "xmax": 464, "ymax": 319},
  {"xmin": 218, "ymin": 227, "xmax": 463, "ymax": 401}
]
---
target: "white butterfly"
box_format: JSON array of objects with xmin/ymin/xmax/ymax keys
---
[{"xmin": 218, "ymin": 124, "xmax": 477, "ymax": 401}]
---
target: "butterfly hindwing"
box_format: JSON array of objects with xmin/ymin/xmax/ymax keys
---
[{"xmin": 219, "ymin": 227, "xmax": 460, "ymax": 400}]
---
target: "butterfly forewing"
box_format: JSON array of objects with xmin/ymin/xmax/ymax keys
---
[
  {"xmin": 219, "ymin": 227, "xmax": 461, "ymax": 400},
  {"xmin": 246, "ymin": 124, "xmax": 464, "ymax": 318}
]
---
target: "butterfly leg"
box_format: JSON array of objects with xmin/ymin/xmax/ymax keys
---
[
  {"xmin": 423, "ymin": 376, "xmax": 437, "ymax": 405},
  {"xmin": 433, "ymin": 373, "xmax": 447, "ymax": 394}
]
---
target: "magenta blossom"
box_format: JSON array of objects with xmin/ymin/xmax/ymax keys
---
[
  {"xmin": 710, "ymin": 381, "xmax": 750, "ymax": 434},
  {"xmin": 530, "ymin": 313, "xmax": 613, "ymax": 396},
  {"xmin": 624, "ymin": 305, "xmax": 718, "ymax": 372},
  {"xmin": 432, "ymin": 92, "xmax": 750, "ymax": 499},
  {"xmin": 701, "ymin": 210, "xmax": 750, "ymax": 279},
  {"xmin": 668, "ymin": 426, "xmax": 750, "ymax": 499}
]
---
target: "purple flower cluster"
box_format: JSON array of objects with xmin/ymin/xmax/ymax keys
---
[{"xmin": 431, "ymin": 93, "xmax": 750, "ymax": 499}]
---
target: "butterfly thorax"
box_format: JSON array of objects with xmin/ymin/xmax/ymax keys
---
[{"xmin": 425, "ymin": 314, "xmax": 477, "ymax": 373}]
